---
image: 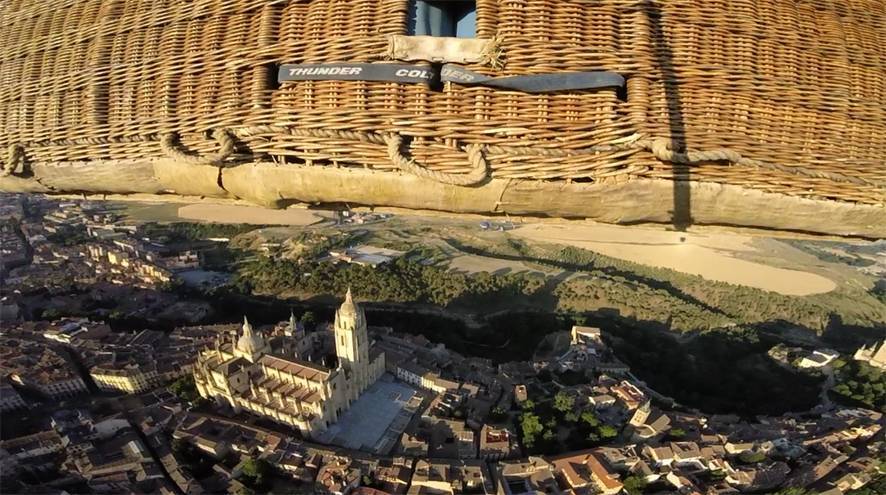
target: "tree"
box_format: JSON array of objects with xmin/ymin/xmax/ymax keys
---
[
  {"xmin": 41, "ymin": 308, "xmax": 62, "ymax": 320},
  {"xmin": 847, "ymin": 474, "xmax": 886, "ymax": 494},
  {"xmin": 159, "ymin": 279, "xmax": 184, "ymax": 293},
  {"xmin": 770, "ymin": 489, "xmax": 810, "ymax": 495},
  {"xmin": 171, "ymin": 438, "xmax": 192, "ymax": 459},
  {"xmin": 241, "ymin": 458, "xmax": 269, "ymax": 478},
  {"xmin": 233, "ymin": 486, "xmax": 255, "ymax": 495},
  {"xmin": 520, "ymin": 412, "xmax": 544, "ymax": 448},
  {"xmin": 597, "ymin": 424, "xmax": 619, "ymax": 439},
  {"xmin": 668, "ymin": 427, "xmax": 686, "ymax": 439},
  {"xmin": 553, "ymin": 391, "xmax": 575, "ymax": 413},
  {"xmin": 300, "ymin": 311, "xmax": 316, "ymax": 329},
  {"xmin": 168, "ymin": 375, "xmax": 199, "ymax": 403},
  {"xmin": 489, "ymin": 406, "xmax": 508, "ymax": 422},
  {"xmin": 580, "ymin": 411, "xmax": 600, "ymax": 428},
  {"xmin": 240, "ymin": 458, "xmax": 272, "ymax": 489},
  {"xmin": 738, "ymin": 451, "xmax": 766, "ymax": 464},
  {"xmin": 622, "ymin": 475, "xmax": 647, "ymax": 495}
]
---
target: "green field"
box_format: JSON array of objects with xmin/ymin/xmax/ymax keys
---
[{"xmin": 228, "ymin": 215, "xmax": 885, "ymax": 339}]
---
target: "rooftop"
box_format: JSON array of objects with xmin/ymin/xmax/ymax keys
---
[{"xmin": 258, "ymin": 354, "xmax": 331, "ymax": 382}]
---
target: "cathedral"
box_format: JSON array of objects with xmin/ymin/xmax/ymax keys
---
[{"xmin": 193, "ymin": 289, "xmax": 385, "ymax": 438}]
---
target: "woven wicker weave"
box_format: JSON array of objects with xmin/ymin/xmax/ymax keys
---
[{"xmin": 0, "ymin": 0, "xmax": 884, "ymax": 206}]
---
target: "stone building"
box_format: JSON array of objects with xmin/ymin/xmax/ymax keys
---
[
  {"xmin": 853, "ymin": 341, "xmax": 886, "ymax": 369},
  {"xmin": 90, "ymin": 363, "xmax": 160, "ymax": 395},
  {"xmin": 193, "ymin": 289, "xmax": 385, "ymax": 438}
]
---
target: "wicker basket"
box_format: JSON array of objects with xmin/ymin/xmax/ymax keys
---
[{"xmin": 0, "ymin": 0, "xmax": 883, "ymax": 207}]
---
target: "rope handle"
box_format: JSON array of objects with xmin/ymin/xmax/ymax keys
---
[
  {"xmin": 2, "ymin": 143, "xmax": 25, "ymax": 177},
  {"xmin": 638, "ymin": 137, "xmax": 874, "ymax": 188},
  {"xmin": 383, "ymin": 133, "xmax": 488, "ymax": 186},
  {"xmin": 160, "ymin": 129, "xmax": 235, "ymax": 166},
  {"xmin": 7, "ymin": 126, "xmax": 881, "ymax": 191}
]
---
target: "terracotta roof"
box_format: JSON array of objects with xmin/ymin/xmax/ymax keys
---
[
  {"xmin": 552, "ymin": 451, "xmax": 622, "ymax": 492},
  {"xmin": 258, "ymin": 354, "xmax": 331, "ymax": 382}
]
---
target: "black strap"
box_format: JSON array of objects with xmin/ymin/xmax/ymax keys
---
[
  {"xmin": 278, "ymin": 63, "xmax": 624, "ymax": 93},
  {"xmin": 440, "ymin": 65, "xmax": 624, "ymax": 93}
]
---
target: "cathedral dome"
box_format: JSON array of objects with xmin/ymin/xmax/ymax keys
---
[
  {"xmin": 336, "ymin": 288, "xmax": 365, "ymax": 332},
  {"xmin": 339, "ymin": 287, "xmax": 358, "ymax": 317},
  {"xmin": 236, "ymin": 316, "xmax": 266, "ymax": 357}
]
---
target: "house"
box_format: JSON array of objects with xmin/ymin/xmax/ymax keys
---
[
  {"xmin": 570, "ymin": 326, "xmax": 603, "ymax": 346},
  {"xmin": 423, "ymin": 418, "xmax": 476, "ymax": 459},
  {"xmin": 724, "ymin": 442, "xmax": 754, "ymax": 455},
  {"xmin": 834, "ymin": 472, "xmax": 873, "ymax": 492},
  {"xmin": 670, "ymin": 442, "xmax": 704, "ymax": 470},
  {"xmin": 589, "ymin": 394, "xmax": 616, "ymax": 409},
  {"xmin": 375, "ymin": 457, "xmax": 412, "ymax": 494},
  {"xmin": 629, "ymin": 460, "xmax": 660, "ymax": 484},
  {"xmin": 408, "ymin": 459, "xmax": 493, "ymax": 495},
  {"xmin": 798, "ymin": 349, "xmax": 840, "ymax": 368},
  {"xmin": 1, "ymin": 337, "xmax": 88, "ymax": 399},
  {"xmin": 595, "ymin": 445, "xmax": 640, "ymax": 471},
  {"xmin": 0, "ymin": 431, "xmax": 66, "ymax": 463},
  {"xmin": 479, "ymin": 425, "xmax": 517, "ymax": 461},
  {"xmin": 630, "ymin": 405, "xmax": 671, "ymax": 441},
  {"xmin": 268, "ymin": 445, "xmax": 318, "ymax": 484},
  {"xmin": 172, "ymin": 416, "xmax": 232, "ymax": 459},
  {"xmin": 316, "ymin": 455, "xmax": 362, "ymax": 495},
  {"xmin": 665, "ymin": 471, "xmax": 698, "ymax": 492},
  {"xmin": 495, "ymin": 457, "xmax": 562, "ymax": 495},
  {"xmin": 549, "ymin": 450, "xmax": 623, "ymax": 495},
  {"xmin": 0, "ymin": 380, "xmax": 26, "ymax": 411},
  {"xmin": 400, "ymin": 434, "xmax": 429, "ymax": 457},
  {"xmin": 643, "ymin": 445, "xmax": 675, "ymax": 467},
  {"xmin": 853, "ymin": 340, "xmax": 886, "ymax": 369},
  {"xmin": 514, "ymin": 385, "xmax": 528, "ymax": 404},
  {"xmin": 611, "ymin": 381, "xmax": 646, "ymax": 410}
]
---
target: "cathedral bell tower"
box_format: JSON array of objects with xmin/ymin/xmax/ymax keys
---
[{"xmin": 334, "ymin": 288, "xmax": 371, "ymax": 402}]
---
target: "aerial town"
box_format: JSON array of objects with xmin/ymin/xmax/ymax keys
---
[
  {"xmin": 1, "ymin": 194, "xmax": 884, "ymax": 495},
  {"xmin": 2, "ymin": 0, "xmax": 885, "ymax": 492}
]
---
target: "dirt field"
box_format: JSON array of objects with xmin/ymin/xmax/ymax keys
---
[
  {"xmin": 513, "ymin": 223, "xmax": 837, "ymax": 296},
  {"xmin": 448, "ymin": 254, "xmax": 558, "ymax": 276},
  {"xmin": 177, "ymin": 204, "xmax": 325, "ymax": 225}
]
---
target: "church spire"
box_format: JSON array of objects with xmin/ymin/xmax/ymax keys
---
[{"xmin": 243, "ymin": 315, "xmax": 253, "ymax": 336}]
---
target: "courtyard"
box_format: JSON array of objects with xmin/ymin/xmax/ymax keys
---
[{"xmin": 317, "ymin": 375, "xmax": 421, "ymax": 455}]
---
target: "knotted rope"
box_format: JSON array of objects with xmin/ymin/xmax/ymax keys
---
[
  {"xmin": 11, "ymin": 126, "xmax": 883, "ymax": 191},
  {"xmin": 383, "ymin": 134, "xmax": 488, "ymax": 186},
  {"xmin": 1, "ymin": 143, "xmax": 25, "ymax": 177},
  {"xmin": 637, "ymin": 137, "xmax": 875, "ymax": 188},
  {"xmin": 160, "ymin": 129, "xmax": 235, "ymax": 166}
]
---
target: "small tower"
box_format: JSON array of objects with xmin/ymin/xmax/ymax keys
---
[
  {"xmin": 286, "ymin": 309, "xmax": 304, "ymax": 339},
  {"xmin": 234, "ymin": 316, "xmax": 270, "ymax": 363},
  {"xmin": 630, "ymin": 401, "xmax": 652, "ymax": 427},
  {"xmin": 334, "ymin": 288, "xmax": 371, "ymax": 401}
]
